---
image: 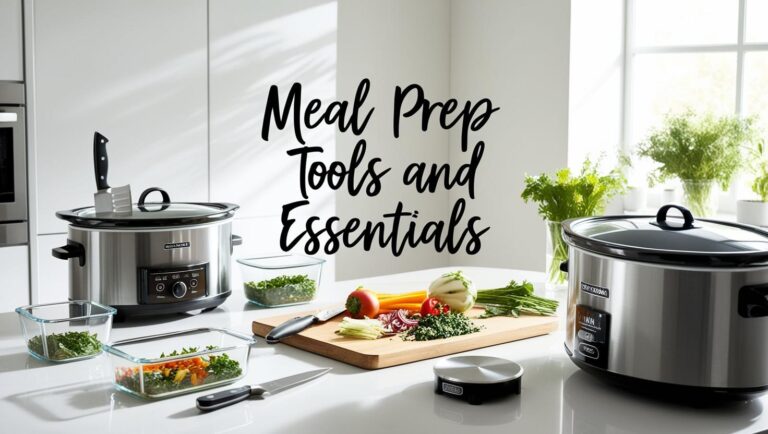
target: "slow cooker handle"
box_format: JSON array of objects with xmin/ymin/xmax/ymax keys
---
[
  {"xmin": 655, "ymin": 204, "xmax": 695, "ymax": 230},
  {"xmin": 231, "ymin": 234, "xmax": 243, "ymax": 254},
  {"xmin": 138, "ymin": 187, "xmax": 171, "ymax": 205},
  {"xmin": 138, "ymin": 187, "xmax": 171, "ymax": 212},
  {"xmin": 51, "ymin": 241, "xmax": 86, "ymax": 266}
]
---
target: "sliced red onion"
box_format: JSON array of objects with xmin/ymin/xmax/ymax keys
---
[
  {"xmin": 395, "ymin": 309, "xmax": 418, "ymax": 327},
  {"xmin": 379, "ymin": 309, "xmax": 418, "ymax": 333}
]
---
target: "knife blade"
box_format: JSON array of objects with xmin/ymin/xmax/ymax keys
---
[
  {"xmin": 196, "ymin": 368, "xmax": 331, "ymax": 412},
  {"xmin": 265, "ymin": 306, "xmax": 346, "ymax": 344}
]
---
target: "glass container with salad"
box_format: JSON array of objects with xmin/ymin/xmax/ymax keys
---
[
  {"xmin": 238, "ymin": 255, "xmax": 325, "ymax": 307},
  {"xmin": 16, "ymin": 300, "xmax": 116, "ymax": 363},
  {"xmin": 103, "ymin": 328, "xmax": 255, "ymax": 399}
]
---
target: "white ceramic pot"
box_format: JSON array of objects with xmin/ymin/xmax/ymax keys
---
[
  {"xmin": 737, "ymin": 200, "xmax": 768, "ymax": 227},
  {"xmin": 623, "ymin": 186, "xmax": 647, "ymax": 212},
  {"xmin": 661, "ymin": 188, "xmax": 679, "ymax": 205}
]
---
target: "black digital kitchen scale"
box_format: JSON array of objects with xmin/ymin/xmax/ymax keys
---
[{"xmin": 433, "ymin": 356, "xmax": 523, "ymax": 405}]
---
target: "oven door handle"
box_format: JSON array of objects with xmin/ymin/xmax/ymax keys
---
[
  {"xmin": 52, "ymin": 241, "xmax": 86, "ymax": 266},
  {"xmin": 0, "ymin": 112, "xmax": 18, "ymax": 122}
]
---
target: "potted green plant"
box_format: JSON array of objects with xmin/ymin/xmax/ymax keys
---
[
  {"xmin": 522, "ymin": 157, "xmax": 627, "ymax": 287},
  {"xmin": 638, "ymin": 111, "xmax": 755, "ymax": 217},
  {"xmin": 738, "ymin": 139, "xmax": 768, "ymax": 227}
]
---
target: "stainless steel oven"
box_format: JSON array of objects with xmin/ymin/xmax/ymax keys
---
[{"xmin": 0, "ymin": 82, "xmax": 27, "ymax": 246}]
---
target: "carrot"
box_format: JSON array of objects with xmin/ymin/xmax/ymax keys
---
[
  {"xmin": 376, "ymin": 290, "xmax": 427, "ymax": 299},
  {"xmin": 378, "ymin": 302, "xmax": 422, "ymax": 312},
  {"xmin": 376, "ymin": 291, "xmax": 428, "ymax": 308}
]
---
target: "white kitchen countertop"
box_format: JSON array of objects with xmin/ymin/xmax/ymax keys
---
[{"xmin": 0, "ymin": 266, "xmax": 766, "ymax": 434}]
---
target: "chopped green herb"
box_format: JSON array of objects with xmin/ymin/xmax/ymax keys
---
[
  {"xmin": 244, "ymin": 274, "xmax": 317, "ymax": 306},
  {"xmin": 403, "ymin": 312, "xmax": 481, "ymax": 341},
  {"xmin": 28, "ymin": 331, "xmax": 102, "ymax": 361}
]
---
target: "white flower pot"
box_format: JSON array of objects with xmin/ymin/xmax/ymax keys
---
[
  {"xmin": 736, "ymin": 200, "xmax": 768, "ymax": 227},
  {"xmin": 623, "ymin": 186, "xmax": 647, "ymax": 212},
  {"xmin": 661, "ymin": 188, "xmax": 679, "ymax": 205}
]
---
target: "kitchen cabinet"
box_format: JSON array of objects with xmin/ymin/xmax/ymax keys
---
[
  {"xmin": 0, "ymin": 245, "xmax": 29, "ymax": 311},
  {"xmin": 0, "ymin": 0, "xmax": 23, "ymax": 81},
  {"xmin": 30, "ymin": 0, "xmax": 209, "ymax": 235},
  {"xmin": 33, "ymin": 233, "xmax": 66, "ymax": 304}
]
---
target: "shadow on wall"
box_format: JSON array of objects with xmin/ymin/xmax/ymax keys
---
[{"xmin": 209, "ymin": 0, "xmax": 337, "ymax": 219}]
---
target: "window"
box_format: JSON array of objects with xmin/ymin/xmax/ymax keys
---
[{"xmin": 622, "ymin": 0, "xmax": 768, "ymax": 211}]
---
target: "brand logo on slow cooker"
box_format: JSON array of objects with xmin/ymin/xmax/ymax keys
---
[
  {"xmin": 580, "ymin": 282, "xmax": 609, "ymax": 298},
  {"xmin": 164, "ymin": 241, "xmax": 191, "ymax": 250},
  {"xmin": 442, "ymin": 383, "xmax": 464, "ymax": 396}
]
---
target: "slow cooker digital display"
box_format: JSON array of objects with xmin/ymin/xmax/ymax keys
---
[{"xmin": 574, "ymin": 305, "xmax": 610, "ymax": 369}]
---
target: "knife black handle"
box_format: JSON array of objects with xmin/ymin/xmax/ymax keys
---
[
  {"xmin": 265, "ymin": 315, "xmax": 317, "ymax": 344},
  {"xmin": 94, "ymin": 131, "xmax": 110, "ymax": 190},
  {"xmin": 197, "ymin": 385, "xmax": 254, "ymax": 411}
]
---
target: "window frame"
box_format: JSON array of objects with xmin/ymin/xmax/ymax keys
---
[{"xmin": 620, "ymin": 0, "xmax": 768, "ymax": 155}]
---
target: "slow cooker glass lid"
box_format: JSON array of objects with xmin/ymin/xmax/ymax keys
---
[
  {"xmin": 75, "ymin": 203, "xmax": 223, "ymax": 220},
  {"xmin": 56, "ymin": 202, "xmax": 239, "ymax": 228},
  {"xmin": 570, "ymin": 218, "xmax": 768, "ymax": 253},
  {"xmin": 563, "ymin": 205, "xmax": 768, "ymax": 267}
]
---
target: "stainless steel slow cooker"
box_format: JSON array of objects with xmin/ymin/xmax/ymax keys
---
[
  {"xmin": 53, "ymin": 188, "xmax": 241, "ymax": 318},
  {"xmin": 561, "ymin": 204, "xmax": 768, "ymax": 400}
]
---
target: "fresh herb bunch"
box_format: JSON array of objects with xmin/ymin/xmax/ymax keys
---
[
  {"xmin": 522, "ymin": 157, "xmax": 626, "ymax": 284},
  {"xmin": 28, "ymin": 331, "xmax": 102, "ymax": 360},
  {"xmin": 521, "ymin": 157, "xmax": 628, "ymax": 223},
  {"xmin": 638, "ymin": 111, "xmax": 756, "ymax": 215},
  {"xmin": 403, "ymin": 312, "xmax": 480, "ymax": 341},
  {"xmin": 476, "ymin": 280, "xmax": 559, "ymax": 318},
  {"xmin": 746, "ymin": 139, "xmax": 768, "ymax": 202},
  {"xmin": 244, "ymin": 274, "xmax": 317, "ymax": 306}
]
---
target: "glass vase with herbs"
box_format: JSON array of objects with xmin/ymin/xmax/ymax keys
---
[
  {"xmin": 522, "ymin": 158, "xmax": 627, "ymax": 287},
  {"xmin": 638, "ymin": 111, "xmax": 756, "ymax": 217}
]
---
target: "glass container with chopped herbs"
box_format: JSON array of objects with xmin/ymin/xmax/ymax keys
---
[
  {"xmin": 104, "ymin": 328, "xmax": 255, "ymax": 399},
  {"xmin": 16, "ymin": 300, "xmax": 116, "ymax": 362},
  {"xmin": 238, "ymin": 255, "xmax": 325, "ymax": 307}
]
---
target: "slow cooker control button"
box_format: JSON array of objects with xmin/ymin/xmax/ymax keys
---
[
  {"xmin": 577, "ymin": 330, "xmax": 595, "ymax": 342},
  {"xmin": 172, "ymin": 281, "xmax": 188, "ymax": 299},
  {"xmin": 190, "ymin": 279, "xmax": 198, "ymax": 288},
  {"xmin": 578, "ymin": 343, "xmax": 599, "ymax": 359},
  {"xmin": 155, "ymin": 283, "xmax": 165, "ymax": 292}
]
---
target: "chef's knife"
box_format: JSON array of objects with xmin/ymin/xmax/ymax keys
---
[
  {"xmin": 196, "ymin": 368, "xmax": 331, "ymax": 411},
  {"xmin": 93, "ymin": 131, "xmax": 132, "ymax": 214},
  {"xmin": 265, "ymin": 306, "xmax": 346, "ymax": 344}
]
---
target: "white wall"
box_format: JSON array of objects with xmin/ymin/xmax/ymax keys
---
[
  {"xmin": 335, "ymin": 0, "xmax": 451, "ymax": 280},
  {"xmin": 209, "ymin": 0, "xmax": 337, "ymax": 283},
  {"xmin": 448, "ymin": 0, "xmax": 572, "ymax": 272}
]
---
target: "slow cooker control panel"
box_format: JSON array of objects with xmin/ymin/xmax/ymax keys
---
[
  {"xmin": 574, "ymin": 305, "xmax": 610, "ymax": 369},
  {"xmin": 139, "ymin": 264, "xmax": 208, "ymax": 304}
]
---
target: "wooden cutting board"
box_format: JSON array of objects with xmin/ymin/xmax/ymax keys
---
[{"xmin": 252, "ymin": 308, "xmax": 559, "ymax": 369}]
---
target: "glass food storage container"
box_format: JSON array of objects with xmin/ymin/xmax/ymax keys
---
[
  {"xmin": 16, "ymin": 300, "xmax": 116, "ymax": 363},
  {"xmin": 238, "ymin": 254, "xmax": 325, "ymax": 307},
  {"xmin": 103, "ymin": 328, "xmax": 255, "ymax": 399}
]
